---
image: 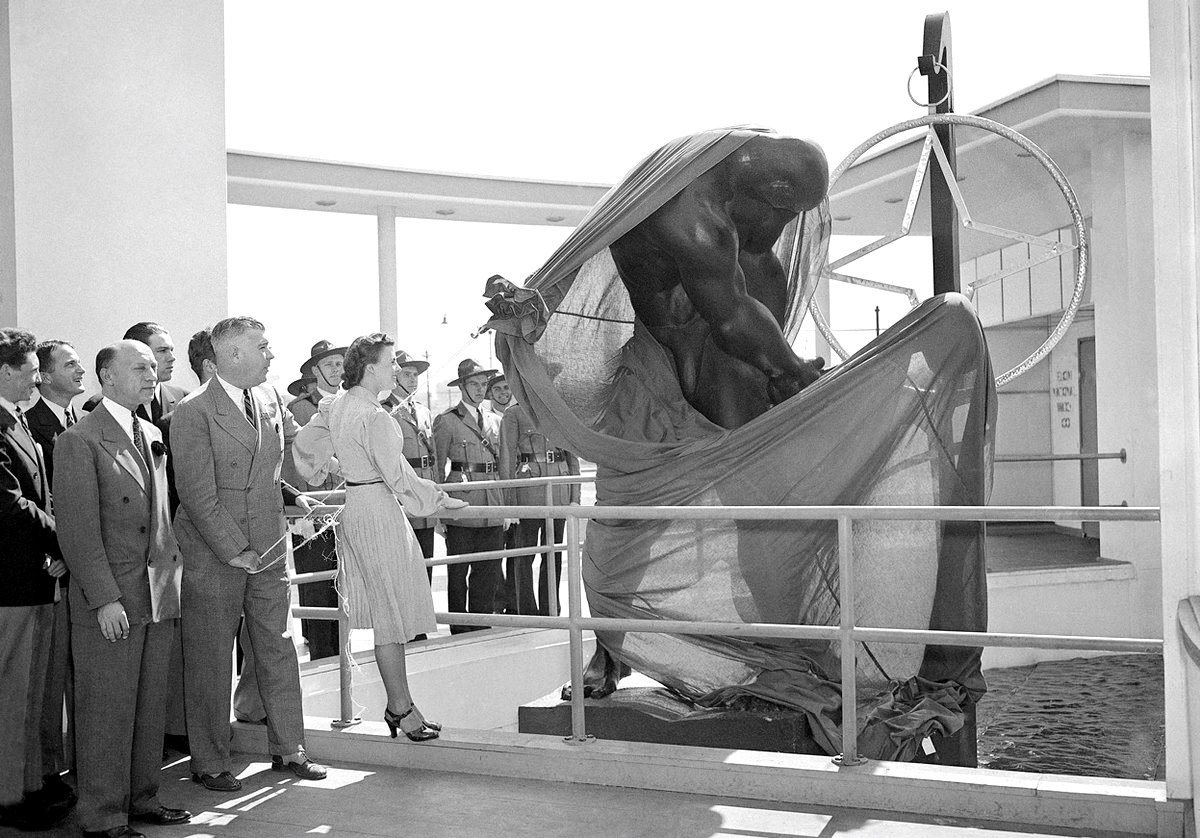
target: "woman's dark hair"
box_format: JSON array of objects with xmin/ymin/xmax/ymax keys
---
[{"xmin": 341, "ymin": 333, "xmax": 394, "ymax": 389}]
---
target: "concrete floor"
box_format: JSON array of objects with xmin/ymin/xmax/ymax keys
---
[{"xmin": 1, "ymin": 754, "xmax": 1152, "ymax": 838}]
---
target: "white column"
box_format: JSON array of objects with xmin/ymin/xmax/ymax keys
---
[
  {"xmin": 0, "ymin": 4, "xmax": 16, "ymax": 323},
  {"xmin": 377, "ymin": 206, "xmax": 398, "ymax": 337},
  {"xmin": 1, "ymin": 1, "xmax": 227, "ymax": 389},
  {"xmin": 1150, "ymin": 0, "xmax": 1200, "ymax": 811}
]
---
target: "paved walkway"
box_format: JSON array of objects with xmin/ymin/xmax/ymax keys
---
[{"xmin": 1, "ymin": 754, "xmax": 1149, "ymax": 838}]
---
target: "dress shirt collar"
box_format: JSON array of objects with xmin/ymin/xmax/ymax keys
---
[
  {"xmin": 35, "ymin": 392, "xmax": 74, "ymax": 427},
  {"xmin": 215, "ymin": 373, "xmax": 250, "ymax": 408},
  {"xmin": 0, "ymin": 394, "xmax": 21, "ymax": 420},
  {"xmin": 100, "ymin": 396, "xmax": 143, "ymax": 446},
  {"xmin": 457, "ymin": 399, "xmax": 480, "ymax": 422}
]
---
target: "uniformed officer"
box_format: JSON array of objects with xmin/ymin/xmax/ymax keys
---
[
  {"xmin": 432, "ymin": 359, "xmax": 505, "ymax": 634},
  {"xmin": 380, "ymin": 349, "xmax": 437, "ymax": 585},
  {"xmin": 498, "ymin": 400, "xmax": 580, "ymax": 615}
]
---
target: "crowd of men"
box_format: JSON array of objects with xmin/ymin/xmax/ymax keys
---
[{"xmin": 0, "ymin": 318, "xmax": 579, "ymax": 837}]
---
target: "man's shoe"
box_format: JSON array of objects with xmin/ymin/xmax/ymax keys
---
[
  {"xmin": 130, "ymin": 805, "xmax": 192, "ymax": 825},
  {"xmin": 82, "ymin": 826, "xmax": 146, "ymax": 838},
  {"xmin": 191, "ymin": 771, "xmax": 242, "ymax": 792},
  {"xmin": 0, "ymin": 796, "xmax": 70, "ymax": 831},
  {"xmin": 271, "ymin": 753, "xmax": 328, "ymax": 780},
  {"xmin": 36, "ymin": 772, "xmax": 77, "ymax": 809}
]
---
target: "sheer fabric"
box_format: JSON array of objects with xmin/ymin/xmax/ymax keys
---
[{"xmin": 487, "ymin": 128, "xmax": 995, "ymax": 758}]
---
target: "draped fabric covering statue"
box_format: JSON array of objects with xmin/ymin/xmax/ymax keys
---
[{"xmin": 485, "ymin": 127, "xmax": 995, "ymax": 761}]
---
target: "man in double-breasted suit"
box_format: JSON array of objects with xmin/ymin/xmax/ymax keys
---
[
  {"xmin": 0, "ymin": 328, "xmax": 68, "ymax": 832},
  {"xmin": 433, "ymin": 359, "xmax": 505, "ymax": 634},
  {"xmin": 171, "ymin": 316, "xmax": 326, "ymax": 792},
  {"xmin": 55, "ymin": 340, "xmax": 191, "ymax": 838}
]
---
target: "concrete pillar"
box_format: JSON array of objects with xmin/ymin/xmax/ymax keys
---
[
  {"xmin": 1090, "ymin": 130, "xmax": 1161, "ymax": 637},
  {"xmin": 0, "ymin": 0, "xmax": 227, "ymax": 392},
  {"xmin": 1150, "ymin": 0, "xmax": 1200, "ymax": 812},
  {"xmin": 378, "ymin": 207, "xmax": 398, "ymax": 337}
]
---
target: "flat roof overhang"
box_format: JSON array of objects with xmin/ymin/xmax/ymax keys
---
[
  {"xmin": 226, "ymin": 75, "xmax": 1149, "ymax": 255},
  {"xmin": 226, "ymin": 152, "xmax": 612, "ymax": 227},
  {"xmin": 828, "ymin": 75, "xmax": 1150, "ymax": 260}
]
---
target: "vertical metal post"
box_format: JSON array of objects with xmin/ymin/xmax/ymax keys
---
[
  {"xmin": 545, "ymin": 480, "xmax": 559, "ymax": 617},
  {"xmin": 834, "ymin": 514, "xmax": 866, "ymax": 766},
  {"xmin": 565, "ymin": 514, "xmax": 589, "ymax": 743},
  {"xmin": 921, "ymin": 12, "xmax": 961, "ymax": 296},
  {"xmin": 331, "ymin": 600, "xmax": 359, "ymax": 728}
]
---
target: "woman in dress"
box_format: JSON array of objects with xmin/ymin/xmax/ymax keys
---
[{"xmin": 329, "ymin": 333, "xmax": 468, "ymax": 741}]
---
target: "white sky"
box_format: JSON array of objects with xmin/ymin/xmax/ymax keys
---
[{"xmin": 223, "ymin": 0, "xmax": 1150, "ymax": 404}]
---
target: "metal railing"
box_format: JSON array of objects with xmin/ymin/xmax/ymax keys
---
[
  {"xmin": 286, "ymin": 475, "xmax": 1162, "ymax": 765},
  {"xmin": 994, "ymin": 449, "xmax": 1127, "ymax": 463}
]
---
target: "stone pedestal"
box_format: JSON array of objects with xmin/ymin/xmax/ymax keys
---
[{"xmin": 519, "ymin": 687, "xmax": 825, "ymax": 755}]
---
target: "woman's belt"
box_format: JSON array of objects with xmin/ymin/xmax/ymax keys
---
[
  {"xmin": 346, "ymin": 479, "xmax": 384, "ymax": 487},
  {"xmin": 450, "ymin": 461, "xmax": 497, "ymax": 474},
  {"xmin": 406, "ymin": 455, "xmax": 434, "ymax": 468},
  {"xmin": 520, "ymin": 450, "xmax": 568, "ymax": 464}
]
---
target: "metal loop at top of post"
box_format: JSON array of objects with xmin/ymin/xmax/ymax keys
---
[{"xmin": 907, "ymin": 61, "xmax": 953, "ymax": 108}]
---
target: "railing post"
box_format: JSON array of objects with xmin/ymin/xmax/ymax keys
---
[
  {"xmin": 331, "ymin": 591, "xmax": 360, "ymax": 728},
  {"xmin": 565, "ymin": 513, "xmax": 589, "ymax": 743},
  {"xmin": 546, "ymin": 479, "xmax": 559, "ymax": 617},
  {"xmin": 834, "ymin": 514, "xmax": 867, "ymax": 766}
]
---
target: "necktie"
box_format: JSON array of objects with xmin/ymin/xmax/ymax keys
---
[
  {"xmin": 14, "ymin": 406, "xmax": 30, "ymax": 436},
  {"xmin": 243, "ymin": 389, "xmax": 257, "ymax": 429},
  {"xmin": 64, "ymin": 409, "xmax": 75, "ymax": 428},
  {"xmin": 130, "ymin": 409, "xmax": 146, "ymax": 459}
]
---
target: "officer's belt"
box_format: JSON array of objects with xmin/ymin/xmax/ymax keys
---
[
  {"xmin": 450, "ymin": 461, "xmax": 497, "ymax": 474},
  {"xmin": 406, "ymin": 455, "xmax": 434, "ymax": 468},
  {"xmin": 520, "ymin": 450, "xmax": 568, "ymax": 464}
]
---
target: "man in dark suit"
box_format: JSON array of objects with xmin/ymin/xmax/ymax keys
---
[
  {"xmin": 172, "ymin": 316, "xmax": 326, "ymax": 792},
  {"xmin": 55, "ymin": 340, "xmax": 191, "ymax": 838},
  {"xmin": 123, "ymin": 322, "xmax": 188, "ymax": 423},
  {"xmin": 25, "ymin": 339, "xmax": 85, "ymax": 807},
  {"xmin": 0, "ymin": 328, "xmax": 69, "ymax": 832}
]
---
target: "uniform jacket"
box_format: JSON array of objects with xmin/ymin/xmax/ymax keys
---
[
  {"xmin": 171, "ymin": 379, "xmax": 301, "ymax": 571},
  {"xmin": 432, "ymin": 401, "xmax": 503, "ymax": 527},
  {"xmin": 53, "ymin": 405, "xmax": 182, "ymax": 626},
  {"xmin": 382, "ymin": 392, "xmax": 437, "ymax": 528},
  {"xmin": 0, "ymin": 404, "xmax": 59, "ymax": 606},
  {"xmin": 498, "ymin": 403, "xmax": 581, "ymax": 507}
]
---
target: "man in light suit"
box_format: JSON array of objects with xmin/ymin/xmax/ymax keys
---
[
  {"xmin": 55, "ymin": 340, "xmax": 191, "ymax": 838},
  {"xmin": 171, "ymin": 316, "xmax": 326, "ymax": 792},
  {"xmin": 0, "ymin": 328, "xmax": 69, "ymax": 832}
]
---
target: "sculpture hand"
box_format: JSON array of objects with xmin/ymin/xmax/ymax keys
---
[{"xmin": 767, "ymin": 358, "xmax": 825, "ymax": 406}]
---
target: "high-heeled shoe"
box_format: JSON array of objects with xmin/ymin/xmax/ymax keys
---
[
  {"xmin": 383, "ymin": 705, "xmax": 438, "ymax": 742},
  {"xmin": 411, "ymin": 704, "xmax": 441, "ymax": 732}
]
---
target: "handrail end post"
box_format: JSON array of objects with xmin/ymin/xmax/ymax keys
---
[{"xmin": 833, "ymin": 753, "xmax": 868, "ymax": 767}]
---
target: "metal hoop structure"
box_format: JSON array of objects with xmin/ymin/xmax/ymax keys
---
[
  {"xmin": 813, "ymin": 113, "xmax": 1089, "ymax": 387},
  {"xmin": 906, "ymin": 61, "xmax": 952, "ymax": 108}
]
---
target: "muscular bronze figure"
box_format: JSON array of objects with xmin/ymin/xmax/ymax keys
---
[
  {"xmin": 610, "ymin": 131, "xmax": 830, "ymax": 429},
  {"xmin": 566, "ymin": 131, "xmax": 832, "ymax": 701}
]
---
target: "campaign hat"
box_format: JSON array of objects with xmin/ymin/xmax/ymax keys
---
[
  {"xmin": 287, "ymin": 376, "xmax": 316, "ymax": 398},
  {"xmin": 448, "ymin": 358, "xmax": 498, "ymax": 388},
  {"xmin": 301, "ymin": 339, "xmax": 348, "ymax": 377},
  {"xmin": 394, "ymin": 349, "xmax": 430, "ymax": 374}
]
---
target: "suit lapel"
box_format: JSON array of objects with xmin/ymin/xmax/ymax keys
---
[
  {"xmin": 210, "ymin": 382, "xmax": 259, "ymax": 454},
  {"xmin": 96, "ymin": 407, "xmax": 149, "ymax": 495},
  {"xmin": 1, "ymin": 405, "xmax": 42, "ymax": 469}
]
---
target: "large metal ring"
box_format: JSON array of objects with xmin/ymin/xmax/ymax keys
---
[
  {"xmin": 813, "ymin": 112, "xmax": 1089, "ymax": 387},
  {"xmin": 906, "ymin": 62, "xmax": 952, "ymax": 108}
]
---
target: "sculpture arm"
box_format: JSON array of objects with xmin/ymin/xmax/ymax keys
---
[{"xmin": 659, "ymin": 193, "xmax": 821, "ymax": 401}]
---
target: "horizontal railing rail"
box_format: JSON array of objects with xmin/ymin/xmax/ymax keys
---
[
  {"xmin": 994, "ymin": 449, "xmax": 1127, "ymax": 463},
  {"xmin": 282, "ymin": 474, "xmax": 1161, "ymax": 765}
]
